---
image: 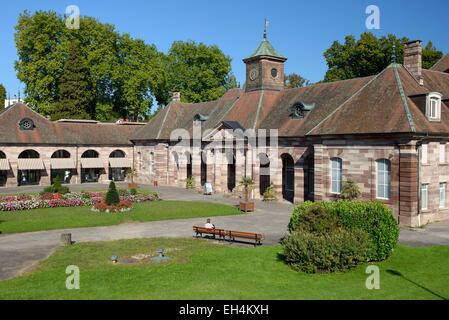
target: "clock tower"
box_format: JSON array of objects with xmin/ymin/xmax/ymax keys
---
[{"xmin": 243, "ymin": 22, "xmax": 287, "ymax": 92}]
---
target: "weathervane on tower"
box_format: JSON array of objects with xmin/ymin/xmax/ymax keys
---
[{"xmin": 263, "ymin": 18, "xmax": 269, "ymax": 39}]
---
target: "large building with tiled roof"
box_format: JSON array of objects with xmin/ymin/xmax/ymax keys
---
[
  {"xmin": 0, "ymin": 103, "xmax": 143, "ymax": 186},
  {"xmin": 1, "ymin": 35, "xmax": 449, "ymax": 227}
]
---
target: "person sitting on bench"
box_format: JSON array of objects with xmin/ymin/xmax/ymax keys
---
[{"xmin": 204, "ymin": 219, "xmax": 215, "ymax": 229}]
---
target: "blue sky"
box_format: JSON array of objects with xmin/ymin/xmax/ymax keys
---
[{"xmin": 1, "ymin": 0, "xmax": 449, "ymax": 97}]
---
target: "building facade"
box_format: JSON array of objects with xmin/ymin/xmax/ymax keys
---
[{"xmin": 1, "ymin": 36, "xmax": 449, "ymax": 227}]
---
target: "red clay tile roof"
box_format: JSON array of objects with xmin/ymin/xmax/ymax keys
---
[
  {"xmin": 133, "ymin": 63, "xmax": 449, "ymax": 139},
  {"xmin": 0, "ymin": 103, "xmax": 143, "ymax": 145},
  {"xmin": 431, "ymin": 54, "xmax": 449, "ymax": 73},
  {"xmin": 5, "ymin": 62, "xmax": 449, "ymax": 145}
]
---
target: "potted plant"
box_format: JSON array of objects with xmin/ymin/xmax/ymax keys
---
[
  {"xmin": 126, "ymin": 169, "xmax": 138, "ymax": 189},
  {"xmin": 263, "ymin": 183, "xmax": 277, "ymax": 201},
  {"xmin": 238, "ymin": 177, "xmax": 255, "ymax": 212},
  {"xmin": 340, "ymin": 179, "xmax": 361, "ymax": 200}
]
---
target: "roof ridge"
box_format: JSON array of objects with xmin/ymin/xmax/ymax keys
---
[
  {"xmin": 306, "ymin": 67, "xmax": 390, "ymax": 135},
  {"xmin": 423, "ymin": 68, "xmax": 449, "ymax": 76},
  {"xmin": 213, "ymin": 95, "xmax": 241, "ymax": 127},
  {"xmin": 430, "ymin": 53, "xmax": 448, "ymax": 70},
  {"xmin": 392, "ymin": 64, "xmax": 417, "ymax": 132},
  {"xmin": 253, "ymin": 91, "xmax": 265, "ymax": 130},
  {"xmin": 156, "ymin": 102, "xmax": 173, "ymax": 139}
]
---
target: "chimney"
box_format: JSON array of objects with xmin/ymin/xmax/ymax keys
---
[
  {"xmin": 404, "ymin": 40, "xmax": 423, "ymax": 85},
  {"xmin": 172, "ymin": 92, "xmax": 181, "ymax": 102}
]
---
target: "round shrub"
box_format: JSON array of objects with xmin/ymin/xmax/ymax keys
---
[
  {"xmin": 282, "ymin": 228, "xmax": 370, "ymax": 273},
  {"xmin": 296, "ymin": 204, "xmax": 341, "ymax": 234},
  {"xmin": 332, "ymin": 201, "xmax": 399, "ymax": 261},
  {"xmin": 288, "ymin": 200, "xmax": 399, "ymax": 261}
]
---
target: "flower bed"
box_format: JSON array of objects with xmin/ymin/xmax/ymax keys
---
[
  {"xmin": 91, "ymin": 199, "xmax": 133, "ymax": 213},
  {"xmin": 0, "ymin": 191, "xmax": 158, "ymax": 212}
]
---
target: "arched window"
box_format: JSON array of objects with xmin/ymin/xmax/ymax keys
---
[
  {"xmin": 110, "ymin": 150, "xmax": 126, "ymax": 158},
  {"xmin": 330, "ymin": 157, "xmax": 342, "ymax": 194},
  {"xmin": 376, "ymin": 159, "xmax": 391, "ymax": 200},
  {"xmin": 0, "ymin": 151, "xmax": 6, "ymax": 159},
  {"xmin": 51, "ymin": 150, "xmax": 71, "ymax": 158},
  {"xmin": 81, "ymin": 150, "xmax": 99, "ymax": 158},
  {"xmin": 426, "ymin": 92, "xmax": 442, "ymax": 121},
  {"xmin": 19, "ymin": 150, "xmax": 40, "ymax": 159}
]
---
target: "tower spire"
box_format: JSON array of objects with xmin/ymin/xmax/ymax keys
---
[
  {"xmin": 392, "ymin": 43, "xmax": 397, "ymax": 64},
  {"xmin": 263, "ymin": 18, "xmax": 269, "ymax": 40}
]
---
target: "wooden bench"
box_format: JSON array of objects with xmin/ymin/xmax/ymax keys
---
[
  {"xmin": 193, "ymin": 226, "xmax": 226, "ymax": 240},
  {"xmin": 193, "ymin": 226, "xmax": 264, "ymax": 246},
  {"xmin": 227, "ymin": 230, "xmax": 264, "ymax": 246}
]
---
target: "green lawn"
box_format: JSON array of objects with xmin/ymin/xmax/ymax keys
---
[
  {"xmin": 0, "ymin": 201, "xmax": 241, "ymax": 234},
  {"xmin": 0, "ymin": 238, "xmax": 448, "ymax": 300}
]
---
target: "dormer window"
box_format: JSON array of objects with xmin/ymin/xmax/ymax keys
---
[
  {"xmin": 290, "ymin": 102, "xmax": 315, "ymax": 119},
  {"xmin": 193, "ymin": 113, "xmax": 209, "ymax": 122},
  {"xmin": 426, "ymin": 93, "xmax": 442, "ymax": 121}
]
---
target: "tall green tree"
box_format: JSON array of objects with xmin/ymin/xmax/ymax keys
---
[
  {"xmin": 53, "ymin": 41, "xmax": 94, "ymax": 120},
  {"xmin": 285, "ymin": 73, "xmax": 309, "ymax": 88},
  {"xmin": 0, "ymin": 84, "xmax": 6, "ymax": 111},
  {"xmin": 15, "ymin": 11, "xmax": 168, "ymax": 121},
  {"xmin": 112, "ymin": 35, "xmax": 168, "ymax": 121},
  {"xmin": 166, "ymin": 41, "xmax": 233, "ymax": 103},
  {"xmin": 323, "ymin": 33, "xmax": 443, "ymax": 82},
  {"xmin": 15, "ymin": 10, "xmax": 65, "ymax": 114}
]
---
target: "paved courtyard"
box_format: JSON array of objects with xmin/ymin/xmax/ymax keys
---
[{"xmin": 0, "ymin": 184, "xmax": 448, "ymax": 281}]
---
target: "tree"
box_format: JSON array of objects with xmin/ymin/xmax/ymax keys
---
[
  {"xmin": 285, "ymin": 73, "xmax": 309, "ymax": 88},
  {"xmin": 53, "ymin": 41, "xmax": 94, "ymax": 120},
  {"xmin": 14, "ymin": 11, "xmax": 168, "ymax": 121},
  {"xmin": 0, "ymin": 84, "xmax": 6, "ymax": 111},
  {"xmin": 323, "ymin": 33, "xmax": 443, "ymax": 82},
  {"xmin": 15, "ymin": 11, "xmax": 65, "ymax": 115},
  {"xmin": 166, "ymin": 41, "xmax": 233, "ymax": 103},
  {"xmin": 105, "ymin": 181, "xmax": 120, "ymax": 205},
  {"xmin": 15, "ymin": 11, "xmax": 237, "ymax": 119},
  {"xmin": 340, "ymin": 179, "xmax": 361, "ymax": 200}
]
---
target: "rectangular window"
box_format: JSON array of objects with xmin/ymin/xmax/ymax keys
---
[
  {"xmin": 421, "ymin": 144, "xmax": 428, "ymax": 164},
  {"xmin": 440, "ymin": 144, "xmax": 446, "ymax": 163},
  {"xmin": 430, "ymin": 99, "xmax": 438, "ymax": 119},
  {"xmin": 422, "ymin": 184, "xmax": 428, "ymax": 210},
  {"xmin": 331, "ymin": 158, "xmax": 342, "ymax": 194},
  {"xmin": 440, "ymin": 183, "xmax": 446, "ymax": 209},
  {"xmin": 376, "ymin": 159, "xmax": 391, "ymax": 200}
]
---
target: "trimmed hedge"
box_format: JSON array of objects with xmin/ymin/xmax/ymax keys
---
[
  {"xmin": 288, "ymin": 200, "xmax": 399, "ymax": 261},
  {"xmin": 282, "ymin": 228, "xmax": 369, "ymax": 273},
  {"xmin": 105, "ymin": 181, "xmax": 120, "ymax": 206}
]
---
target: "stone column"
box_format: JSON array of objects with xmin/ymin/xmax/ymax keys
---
[
  {"xmin": 313, "ymin": 144, "xmax": 325, "ymax": 201},
  {"xmin": 40, "ymin": 158, "xmax": 51, "ymax": 186},
  {"xmin": 206, "ymin": 150, "xmax": 215, "ymax": 186},
  {"xmin": 7, "ymin": 162, "xmax": 17, "ymax": 187},
  {"xmin": 398, "ymin": 143, "xmax": 419, "ymax": 226},
  {"xmin": 272, "ymin": 152, "xmax": 282, "ymax": 200},
  {"xmin": 192, "ymin": 149, "xmax": 202, "ymax": 190}
]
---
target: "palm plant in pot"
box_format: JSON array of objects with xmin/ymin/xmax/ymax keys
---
[
  {"xmin": 238, "ymin": 176, "xmax": 255, "ymax": 212},
  {"xmin": 126, "ymin": 169, "xmax": 138, "ymax": 189}
]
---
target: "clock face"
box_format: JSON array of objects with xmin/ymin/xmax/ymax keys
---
[{"xmin": 249, "ymin": 68, "xmax": 258, "ymax": 81}]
